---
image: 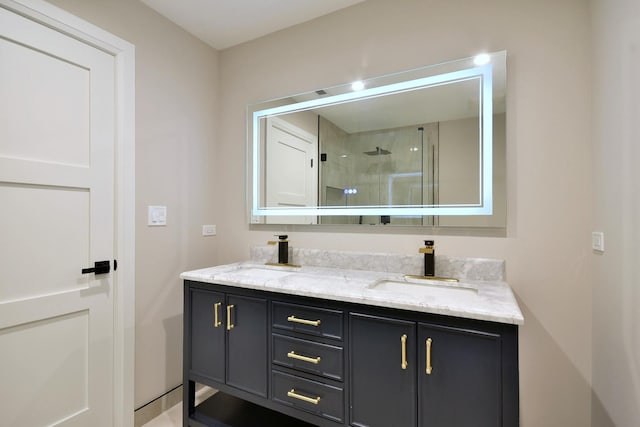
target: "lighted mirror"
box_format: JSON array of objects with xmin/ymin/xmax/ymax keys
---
[{"xmin": 248, "ymin": 51, "xmax": 506, "ymax": 227}]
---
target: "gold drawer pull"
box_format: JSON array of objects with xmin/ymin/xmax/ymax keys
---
[
  {"xmin": 401, "ymin": 334, "xmax": 408, "ymax": 370},
  {"xmin": 287, "ymin": 351, "xmax": 321, "ymax": 365},
  {"xmin": 213, "ymin": 302, "xmax": 222, "ymax": 327},
  {"xmin": 227, "ymin": 305, "xmax": 234, "ymax": 330},
  {"xmin": 287, "ymin": 315, "xmax": 321, "ymax": 327},
  {"xmin": 287, "ymin": 389, "xmax": 321, "ymax": 405},
  {"xmin": 426, "ymin": 338, "xmax": 433, "ymax": 375}
]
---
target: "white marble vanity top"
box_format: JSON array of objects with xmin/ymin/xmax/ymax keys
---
[{"xmin": 181, "ymin": 248, "xmax": 523, "ymax": 325}]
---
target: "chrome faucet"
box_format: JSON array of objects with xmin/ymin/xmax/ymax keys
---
[{"xmin": 419, "ymin": 240, "xmax": 435, "ymax": 277}]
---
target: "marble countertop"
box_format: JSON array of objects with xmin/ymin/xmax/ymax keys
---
[{"xmin": 181, "ymin": 260, "xmax": 524, "ymax": 325}]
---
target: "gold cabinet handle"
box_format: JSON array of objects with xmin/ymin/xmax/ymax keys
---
[
  {"xmin": 226, "ymin": 305, "xmax": 234, "ymax": 330},
  {"xmin": 401, "ymin": 334, "xmax": 408, "ymax": 370},
  {"xmin": 287, "ymin": 315, "xmax": 321, "ymax": 327},
  {"xmin": 287, "ymin": 351, "xmax": 321, "ymax": 365},
  {"xmin": 213, "ymin": 302, "xmax": 222, "ymax": 327},
  {"xmin": 426, "ymin": 338, "xmax": 433, "ymax": 375},
  {"xmin": 287, "ymin": 389, "xmax": 321, "ymax": 405}
]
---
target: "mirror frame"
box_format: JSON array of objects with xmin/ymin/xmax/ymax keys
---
[{"xmin": 250, "ymin": 59, "xmax": 496, "ymax": 219}]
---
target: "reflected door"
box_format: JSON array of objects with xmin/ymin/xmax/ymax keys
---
[
  {"xmin": 0, "ymin": 7, "xmax": 116, "ymax": 426},
  {"xmin": 265, "ymin": 117, "xmax": 317, "ymax": 224}
]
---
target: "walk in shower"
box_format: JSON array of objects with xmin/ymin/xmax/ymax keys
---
[{"xmin": 319, "ymin": 118, "xmax": 441, "ymax": 225}]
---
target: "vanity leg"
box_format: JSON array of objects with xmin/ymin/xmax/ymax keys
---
[{"xmin": 183, "ymin": 380, "xmax": 195, "ymax": 425}]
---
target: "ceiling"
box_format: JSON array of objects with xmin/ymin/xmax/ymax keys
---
[{"xmin": 140, "ymin": 0, "xmax": 366, "ymax": 50}]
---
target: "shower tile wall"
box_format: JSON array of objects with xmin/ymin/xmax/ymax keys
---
[
  {"xmin": 319, "ymin": 117, "xmax": 438, "ymax": 225},
  {"xmin": 319, "ymin": 116, "xmax": 358, "ymax": 224},
  {"xmin": 319, "ymin": 113, "xmax": 506, "ymax": 228}
]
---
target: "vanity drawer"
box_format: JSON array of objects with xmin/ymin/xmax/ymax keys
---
[
  {"xmin": 272, "ymin": 370, "xmax": 344, "ymax": 423},
  {"xmin": 272, "ymin": 333, "xmax": 344, "ymax": 381},
  {"xmin": 272, "ymin": 301, "xmax": 343, "ymax": 340}
]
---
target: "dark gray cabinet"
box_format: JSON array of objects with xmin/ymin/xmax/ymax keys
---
[
  {"xmin": 350, "ymin": 313, "xmax": 516, "ymax": 427},
  {"xmin": 272, "ymin": 334, "xmax": 344, "ymax": 381},
  {"xmin": 186, "ymin": 286, "xmax": 268, "ymax": 398},
  {"xmin": 190, "ymin": 288, "xmax": 225, "ymax": 383},
  {"xmin": 226, "ymin": 294, "xmax": 268, "ymax": 396},
  {"xmin": 270, "ymin": 301, "xmax": 346, "ymax": 425},
  {"xmin": 418, "ymin": 323, "xmax": 501, "ymax": 427},
  {"xmin": 349, "ymin": 313, "xmax": 417, "ymax": 427},
  {"xmin": 184, "ymin": 280, "xmax": 519, "ymax": 427}
]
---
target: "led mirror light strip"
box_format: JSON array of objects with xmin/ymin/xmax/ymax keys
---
[{"xmin": 251, "ymin": 64, "xmax": 493, "ymax": 217}]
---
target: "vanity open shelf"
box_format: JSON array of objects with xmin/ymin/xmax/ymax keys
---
[{"xmin": 183, "ymin": 271, "xmax": 520, "ymax": 427}]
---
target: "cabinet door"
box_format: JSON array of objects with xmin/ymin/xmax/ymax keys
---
[
  {"xmin": 190, "ymin": 288, "xmax": 225, "ymax": 383},
  {"xmin": 226, "ymin": 294, "xmax": 268, "ymax": 397},
  {"xmin": 349, "ymin": 313, "xmax": 416, "ymax": 427},
  {"xmin": 418, "ymin": 323, "xmax": 501, "ymax": 427}
]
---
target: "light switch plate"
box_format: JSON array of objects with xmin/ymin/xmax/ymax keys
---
[
  {"xmin": 592, "ymin": 231, "xmax": 605, "ymax": 252},
  {"xmin": 202, "ymin": 225, "xmax": 216, "ymax": 236},
  {"xmin": 148, "ymin": 206, "xmax": 167, "ymax": 226}
]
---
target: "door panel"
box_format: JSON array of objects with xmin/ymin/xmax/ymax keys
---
[
  {"xmin": 418, "ymin": 323, "xmax": 501, "ymax": 427},
  {"xmin": 268, "ymin": 127, "xmax": 310, "ymax": 206},
  {"xmin": 0, "ymin": 36, "xmax": 90, "ymax": 166},
  {"xmin": 266, "ymin": 124, "xmax": 316, "ymax": 207},
  {"xmin": 0, "ymin": 184, "xmax": 90, "ymax": 302},
  {"xmin": 0, "ymin": 310, "xmax": 89, "ymax": 427},
  {"xmin": 0, "ymin": 6, "xmax": 116, "ymax": 426},
  {"xmin": 226, "ymin": 295, "xmax": 268, "ymax": 397},
  {"xmin": 265, "ymin": 117, "xmax": 318, "ymax": 224},
  {"xmin": 190, "ymin": 289, "xmax": 226, "ymax": 383},
  {"xmin": 349, "ymin": 313, "xmax": 417, "ymax": 427}
]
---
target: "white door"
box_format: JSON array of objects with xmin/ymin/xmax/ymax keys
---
[
  {"xmin": 265, "ymin": 117, "xmax": 318, "ymax": 224},
  {"xmin": 0, "ymin": 5, "xmax": 119, "ymax": 427}
]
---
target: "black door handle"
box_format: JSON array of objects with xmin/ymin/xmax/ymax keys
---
[{"xmin": 82, "ymin": 260, "xmax": 110, "ymax": 275}]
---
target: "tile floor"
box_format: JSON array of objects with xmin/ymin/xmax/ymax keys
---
[
  {"xmin": 141, "ymin": 401, "xmax": 182, "ymax": 427},
  {"xmin": 141, "ymin": 387, "xmax": 216, "ymax": 427}
]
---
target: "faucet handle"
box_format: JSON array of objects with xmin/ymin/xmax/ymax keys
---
[
  {"xmin": 268, "ymin": 235, "xmax": 288, "ymax": 245},
  {"xmin": 419, "ymin": 240, "xmax": 434, "ymax": 254}
]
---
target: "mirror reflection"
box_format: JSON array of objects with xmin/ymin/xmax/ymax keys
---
[{"xmin": 249, "ymin": 51, "xmax": 506, "ymax": 227}]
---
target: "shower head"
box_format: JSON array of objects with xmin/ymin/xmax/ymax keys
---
[{"xmin": 363, "ymin": 146, "xmax": 392, "ymax": 156}]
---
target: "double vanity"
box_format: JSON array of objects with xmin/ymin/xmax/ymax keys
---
[
  {"xmin": 183, "ymin": 49, "xmax": 516, "ymax": 426},
  {"xmin": 181, "ymin": 247, "xmax": 523, "ymax": 427}
]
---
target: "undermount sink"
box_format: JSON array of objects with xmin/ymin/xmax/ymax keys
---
[
  {"xmin": 213, "ymin": 263, "xmax": 301, "ymax": 281},
  {"xmin": 368, "ymin": 277, "xmax": 479, "ymax": 299},
  {"xmin": 232, "ymin": 267, "xmax": 294, "ymax": 280}
]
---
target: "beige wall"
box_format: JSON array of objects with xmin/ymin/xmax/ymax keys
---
[
  {"xmin": 48, "ymin": 0, "xmax": 219, "ymax": 408},
  {"xmin": 220, "ymin": 0, "xmax": 592, "ymax": 426},
  {"xmin": 438, "ymin": 114, "xmax": 507, "ymax": 228},
  {"xmin": 439, "ymin": 117, "xmax": 480, "ymax": 206},
  {"xmin": 45, "ymin": 1, "xmax": 637, "ymax": 426},
  {"xmin": 591, "ymin": 0, "xmax": 640, "ymax": 426}
]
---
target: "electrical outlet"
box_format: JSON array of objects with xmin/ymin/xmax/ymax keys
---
[{"xmin": 202, "ymin": 225, "xmax": 216, "ymax": 236}]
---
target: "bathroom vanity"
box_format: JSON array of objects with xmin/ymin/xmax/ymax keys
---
[{"xmin": 181, "ymin": 248, "xmax": 523, "ymax": 427}]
